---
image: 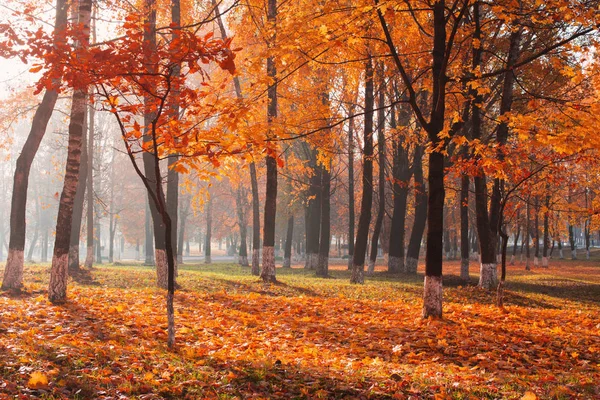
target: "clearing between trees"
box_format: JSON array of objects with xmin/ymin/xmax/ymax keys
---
[{"xmin": 1, "ymin": 261, "xmax": 599, "ymax": 399}]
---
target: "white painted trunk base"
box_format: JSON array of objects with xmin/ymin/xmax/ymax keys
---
[
  {"xmin": 350, "ymin": 264, "xmax": 364, "ymax": 284},
  {"xmin": 559, "ymin": 249, "xmax": 564, "ymax": 259},
  {"xmin": 155, "ymin": 249, "xmax": 168, "ymax": 289},
  {"xmin": 533, "ymin": 257, "xmax": 539, "ymax": 267},
  {"xmin": 525, "ymin": 257, "xmax": 531, "ymax": 271},
  {"xmin": 261, "ymin": 246, "xmax": 276, "ymax": 282},
  {"xmin": 366, "ymin": 260, "xmax": 375, "ymax": 275},
  {"xmin": 84, "ymin": 246, "xmax": 94, "ymax": 268},
  {"xmin": 572, "ymin": 248, "xmax": 577, "ymax": 259},
  {"xmin": 307, "ymin": 253, "xmax": 319, "ymax": 270},
  {"xmin": 405, "ymin": 257, "xmax": 418, "ymax": 274},
  {"xmin": 422, "ymin": 275, "xmax": 442, "ymax": 318},
  {"xmin": 510, "ymin": 255, "xmax": 515, "ymax": 265},
  {"xmin": 542, "ymin": 257, "xmax": 549, "ymax": 267},
  {"xmin": 388, "ymin": 256, "xmax": 403, "ymax": 273},
  {"xmin": 478, "ymin": 263, "xmax": 498, "ymax": 290},
  {"xmin": 496, "ymin": 254, "xmax": 502, "ymax": 264},
  {"xmin": 2, "ymin": 249, "xmax": 24, "ymax": 290},
  {"xmin": 48, "ymin": 253, "xmax": 68, "ymax": 303}
]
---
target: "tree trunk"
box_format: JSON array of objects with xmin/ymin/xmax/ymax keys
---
[
  {"xmin": 205, "ymin": 193, "xmax": 212, "ymax": 264},
  {"xmin": 460, "ymin": 174, "xmax": 470, "ymax": 280},
  {"xmin": 236, "ymin": 186, "xmax": 249, "ymax": 267},
  {"xmin": 166, "ymin": 0, "xmax": 181, "ymax": 277},
  {"xmin": 260, "ymin": 0, "xmax": 278, "ymax": 284},
  {"xmin": 68, "ymin": 115, "xmax": 88, "ymax": 273},
  {"xmin": 347, "ymin": 106, "xmax": 355, "ymax": 270},
  {"xmin": 144, "ymin": 200, "xmax": 154, "ymax": 265},
  {"xmin": 542, "ymin": 195, "xmax": 550, "ymax": 267},
  {"xmin": 405, "ymin": 145, "xmax": 427, "ymax": 274},
  {"xmin": 306, "ymin": 154, "xmax": 322, "ymax": 270},
  {"xmin": 48, "ymin": 0, "xmax": 91, "ymax": 303},
  {"xmin": 533, "ymin": 197, "xmax": 540, "ymax": 266},
  {"xmin": 388, "ymin": 103, "xmax": 411, "ymax": 273},
  {"xmin": 350, "ymin": 56, "xmax": 374, "ymax": 284},
  {"xmin": 316, "ymin": 163, "xmax": 331, "ymax": 277},
  {"xmin": 283, "ymin": 215, "xmax": 293, "ymax": 268},
  {"xmin": 367, "ymin": 72, "xmax": 386, "ymax": 275},
  {"xmin": 2, "ymin": 0, "xmax": 69, "ymax": 291},
  {"xmin": 84, "ymin": 103, "xmax": 95, "ymax": 268},
  {"xmin": 421, "ymin": 1, "xmax": 447, "ymax": 318}
]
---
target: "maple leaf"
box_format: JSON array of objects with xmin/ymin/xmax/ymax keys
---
[{"xmin": 27, "ymin": 371, "xmax": 48, "ymax": 388}]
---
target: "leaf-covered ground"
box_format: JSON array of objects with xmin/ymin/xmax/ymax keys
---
[{"xmin": 1, "ymin": 259, "xmax": 599, "ymax": 399}]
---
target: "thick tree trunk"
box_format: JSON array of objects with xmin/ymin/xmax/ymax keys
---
[
  {"xmin": 68, "ymin": 120, "xmax": 88, "ymax": 273},
  {"xmin": 2, "ymin": 0, "xmax": 69, "ymax": 291},
  {"xmin": 316, "ymin": 164, "xmax": 331, "ymax": 277},
  {"xmin": 405, "ymin": 145, "xmax": 427, "ymax": 274},
  {"xmin": 48, "ymin": 0, "xmax": 91, "ymax": 303},
  {"xmin": 350, "ymin": 57, "xmax": 374, "ymax": 284},
  {"xmin": 422, "ymin": 1, "xmax": 447, "ymax": 318},
  {"xmin": 260, "ymin": 0, "xmax": 278, "ymax": 284}
]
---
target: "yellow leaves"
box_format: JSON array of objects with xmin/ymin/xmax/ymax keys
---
[
  {"xmin": 27, "ymin": 371, "xmax": 48, "ymax": 388},
  {"xmin": 521, "ymin": 391, "xmax": 537, "ymax": 400}
]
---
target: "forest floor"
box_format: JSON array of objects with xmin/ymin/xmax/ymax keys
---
[{"xmin": 1, "ymin": 258, "xmax": 599, "ymax": 399}]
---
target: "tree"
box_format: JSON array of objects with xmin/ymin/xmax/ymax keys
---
[{"xmin": 2, "ymin": 0, "xmax": 69, "ymax": 291}]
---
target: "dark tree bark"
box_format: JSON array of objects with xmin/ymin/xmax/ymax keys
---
[
  {"xmin": 68, "ymin": 121, "xmax": 88, "ymax": 274},
  {"xmin": 283, "ymin": 214, "xmax": 293, "ymax": 268},
  {"xmin": 367, "ymin": 69, "xmax": 386, "ymax": 275},
  {"xmin": 84, "ymin": 103, "xmax": 95, "ymax": 268},
  {"xmin": 166, "ymin": 0, "xmax": 181, "ymax": 278},
  {"xmin": 316, "ymin": 163, "xmax": 331, "ymax": 277},
  {"xmin": 205, "ymin": 193, "xmax": 212, "ymax": 264},
  {"xmin": 533, "ymin": 197, "xmax": 540, "ymax": 266},
  {"xmin": 347, "ymin": 107, "xmax": 355, "ymax": 270},
  {"xmin": 236, "ymin": 187, "xmax": 249, "ymax": 266},
  {"xmin": 141, "ymin": 1, "xmax": 167, "ymax": 287},
  {"xmin": 511, "ymin": 212, "xmax": 520, "ymax": 265},
  {"xmin": 542, "ymin": 195, "xmax": 550, "ymax": 267},
  {"xmin": 48, "ymin": 0, "xmax": 92, "ymax": 303},
  {"xmin": 350, "ymin": 56, "xmax": 374, "ymax": 284},
  {"xmin": 260, "ymin": 0, "xmax": 278, "ymax": 284},
  {"xmin": 2, "ymin": 0, "xmax": 69, "ymax": 291},
  {"xmin": 306, "ymin": 151, "xmax": 322, "ymax": 270},
  {"xmin": 460, "ymin": 174, "xmax": 470, "ymax": 280},
  {"xmin": 405, "ymin": 145, "xmax": 427, "ymax": 274},
  {"xmin": 388, "ymin": 103, "xmax": 412, "ymax": 273},
  {"xmin": 525, "ymin": 197, "xmax": 531, "ymax": 270}
]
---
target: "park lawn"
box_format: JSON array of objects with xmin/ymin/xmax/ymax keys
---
[{"xmin": 0, "ymin": 260, "xmax": 599, "ymax": 399}]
